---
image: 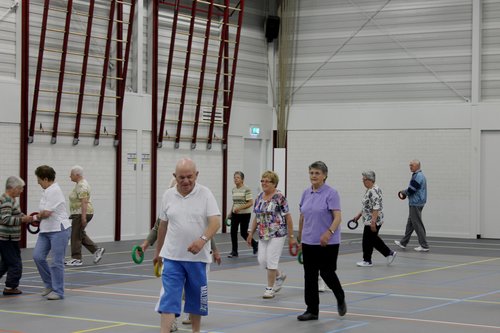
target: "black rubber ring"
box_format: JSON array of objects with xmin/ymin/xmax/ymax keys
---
[{"xmin": 347, "ymin": 219, "xmax": 358, "ymax": 230}]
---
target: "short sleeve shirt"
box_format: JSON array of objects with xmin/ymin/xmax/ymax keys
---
[
  {"xmin": 253, "ymin": 191, "xmax": 289, "ymax": 240},
  {"xmin": 69, "ymin": 179, "xmax": 94, "ymax": 215},
  {"xmin": 38, "ymin": 182, "xmax": 71, "ymax": 232},
  {"xmin": 159, "ymin": 183, "xmax": 220, "ymax": 263},
  {"xmin": 232, "ymin": 185, "xmax": 253, "ymax": 214},
  {"xmin": 361, "ymin": 185, "xmax": 384, "ymax": 226},
  {"xmin": 299, "ymin": 183, "xmax": 341, "ymax": 245}
]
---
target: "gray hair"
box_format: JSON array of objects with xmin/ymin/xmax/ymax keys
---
[
  {"xmin": 411, "ymin": 159, "xmax": 421, "ymax": 167},
  {"xmin": 362, "ymin": 170, "xmax": 376, "ymax": 182},
  {"xmin": 71, "ymin": 165, "xmax": 84, "ymax": 176},
  {"xmin": 309, "ymin": 161, "xmax": 328, "ymax": 178},
  {"xmin": 234, "ymin": 171, "xmax": 245, "ymax": 180},
  {"xmin": 5, "ymin": 176, "xmax": 25, "ymax": 190}
]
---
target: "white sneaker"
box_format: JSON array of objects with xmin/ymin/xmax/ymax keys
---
[
  {"xmin": 273, "ymin": 272, "xmax": 287, "ymax": 292},
  {"xmin": 414, "ymin": 246, "xmax": 429, "ymax": 252},
  {"xmin": 170, "ymin": 318, "xmax": 178, "ymax": 332},
  {"xmin": 318, "ymin": 277, "xmax": 326, "ymax": 292},
  {"xmin": 263, "ymin": 287, "xmax": 275, "ymax": 299},
  {"xmin": 46, "ymin": 291, "xmax": 61, "ymax": 300},
  {"xmin": 394, "ymin": 240, "xmax": 406, "ymax": 249},
  {"xmin": 386, "ymin": 251, "xmax": 397, "ymax": 265},
  {"xmin": 65, "ymin": 259, "xmax": 83, "ymax": 266},
  {"xmin": 93, "ymin": 248, "xmax": 105, "ymax": 264},
  {"xmin": 356, "ymin": 261, "xmax": 373, "ymax": 267}
]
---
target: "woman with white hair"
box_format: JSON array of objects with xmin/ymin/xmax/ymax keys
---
[
  {"xmin": 65, "ymin": 165, "xmax": 104, "ymax": 266},
  {"xmin": 353, "ymin": 170, "xmax": 396, "ymax": 267},
  {"xmin": 0, "ymin": 176, "xmax": 33, "ymax": 295}
]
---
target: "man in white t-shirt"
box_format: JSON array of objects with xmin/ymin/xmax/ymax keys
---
[{"xmin": 154, "ymin": 158, "xmax": 221, "ymax": 333}]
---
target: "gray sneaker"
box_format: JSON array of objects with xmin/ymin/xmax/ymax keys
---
[
  {"xmin": 46, "ymin": 291, "xmax": 61, "ymax": 300},
  {"xmin": 93, "ymin": 248, "xmax": 105, "ymax": 264},
  {"xmin": 273, "ymin": 272, "xmax": 287, "ymax": 292},
  {"xmin": 41, "ymin": 288, "xmax": 52, "ymax": 296}
]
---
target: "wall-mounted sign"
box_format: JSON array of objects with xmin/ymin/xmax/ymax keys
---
[
  {"xmin": 127, "ymin": 153, "xmax": 137, "ymax": 164},
  {"xmin": 250, "ymin": 124, "xmax": 260, "ymax": 138}
]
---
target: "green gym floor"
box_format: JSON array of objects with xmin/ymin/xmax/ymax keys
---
[{"xmin": 0, "ymin": 233, "xmax": 499, "ymax": 333}]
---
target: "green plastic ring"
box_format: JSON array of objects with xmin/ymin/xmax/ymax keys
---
[
  {"xmin": 131, "ymin": 245, "xmax": 144, "ymax": 264},
  {"xmin": 298, "ymin": 250, "xmax": 303, "ymax": 265},
  {"xmin": 225, "ymin": 218, "xmax": 231, "ymax": 227}
]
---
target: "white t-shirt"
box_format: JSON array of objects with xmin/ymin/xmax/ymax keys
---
[
  {"xmin": 159, "ymin": 183, "xmax": 220, "ymax": 263},
  {"xmin": 38, "ymin": 182, "xmax": 71, "ymax": 232}
]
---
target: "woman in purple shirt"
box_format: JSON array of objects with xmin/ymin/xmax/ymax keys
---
[{"xmin": 297, "ymin": 161, "xmax": 346, "ymax": 321}]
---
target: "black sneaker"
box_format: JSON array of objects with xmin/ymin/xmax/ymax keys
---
[
  {"xmin": 338, "ymin": 301, "xmax": 347, "ymax": 316},
  {"xmin": 227, "ymin": 252, "xmax": 238, "ymax": 258},
  {"xmin": 297, "ymin": 312, "xmax": 318, "ymax": 321}
]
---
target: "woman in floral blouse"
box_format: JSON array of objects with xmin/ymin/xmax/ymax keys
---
[
  {"xmin": 353, "ymin": 170, "xmax": 396, "ymax": 267},
  {"xmin": 247, "ymin": 170, "xmax": 296, "ymax": 299}
]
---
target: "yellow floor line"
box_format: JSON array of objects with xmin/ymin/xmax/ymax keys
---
[{"xmin": 72, "ymin": 323, "xmax": 127, "ymax": 333}]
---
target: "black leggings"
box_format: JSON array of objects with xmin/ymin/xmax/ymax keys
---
[{"xmin": 230, "ymin": 213, "xmax": 257, "ymax": 254}]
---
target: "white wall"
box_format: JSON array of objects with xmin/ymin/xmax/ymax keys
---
[{"xmin": 286, "ymin": 103, "xmax": 475, "ymax": 238}]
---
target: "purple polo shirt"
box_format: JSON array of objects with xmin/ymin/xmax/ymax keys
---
[{"xmin": 299, "ymin": 183, "xmax": 341, "ymax": 245}]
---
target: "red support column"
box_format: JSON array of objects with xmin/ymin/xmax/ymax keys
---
[
  {"xmin": 114, "ymin": 0, "xmax": 136, "ymax": 239},
  {"xmin": 20, "ymin": 0, "xmax": 30, "ymax": 248},
  {"xmin": 151, "ymin": 0, "xmax": 159, "ymax": 228},
  {"xmin": 115, "ymin": 0, "xmax": 123, "ymax": 241}
]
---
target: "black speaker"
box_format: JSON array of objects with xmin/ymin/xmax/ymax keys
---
[{"xmin": 265, "ymin": 16, "xmax": 280, "ymax": 43}]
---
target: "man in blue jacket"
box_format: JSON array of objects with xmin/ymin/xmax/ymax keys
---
[{"xmin": 395, "ymin": 160, "xmax": 429, "ymax": 252}]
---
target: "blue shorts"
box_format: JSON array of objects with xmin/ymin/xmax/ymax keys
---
[{"xmin": 155, "ymin": 259, "xmax": 208, "ymax": 316}]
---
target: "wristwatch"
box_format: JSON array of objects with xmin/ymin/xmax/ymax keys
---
[{"xmin": 200, "ymin": 235, "xmax": 209, "ymax": 242}]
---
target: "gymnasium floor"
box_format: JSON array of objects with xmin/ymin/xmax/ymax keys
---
[{"xmin": 0, "ymin": 233, "xmax": 499, "ymax": 333}]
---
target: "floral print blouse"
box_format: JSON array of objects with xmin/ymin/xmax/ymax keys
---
[{"xmin": 253, "ymin": 191, "xmax": 289, "ymax": 240}]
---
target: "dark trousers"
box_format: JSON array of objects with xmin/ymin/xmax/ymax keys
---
[
  {"xmin": 70, "ymin": 214, "xmax": 98, "ymax": 259},
  {"xmin": 302, "ymin": 243, "xmax": 345, "ymax": 315},
  {"xmin": 400, "ymin": 206, "xmax": 428, "ymax": 248},
  {"xmin": 362, "ymin": 224, "xmax": 391, "ymax": 262},
  {"xmin": 0, "ymin": 240, "xmax": 23, "ymax": 289},
  {"xmin": 230, "ymin": 213, "xmax": 257, "ymax": 254}
]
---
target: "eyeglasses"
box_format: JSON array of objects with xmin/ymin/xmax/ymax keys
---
[{"xmin": 260, "ymin": 179, "xmax": 272, "ymax": 184}]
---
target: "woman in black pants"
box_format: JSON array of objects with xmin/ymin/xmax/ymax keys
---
[
  {"xmin": 228, "ymin": 171, "xmax": 257, "ymax": 257},
  {"xmin": 353, "ymin": 170, "xmax": 396, "ymax": 267}
]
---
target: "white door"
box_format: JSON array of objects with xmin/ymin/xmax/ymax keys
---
[
  {"xmin": 480, "ymin": 131, "xmax": 500, "ymax": 239},
  {"xmin": 244, "ymin": 138, "xmax": 263, "ymax": 196}
]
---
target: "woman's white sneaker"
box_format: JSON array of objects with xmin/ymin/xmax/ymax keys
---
[{"xmin": 356, "ymin": 261, "xmax": 373, "ymax": 267}]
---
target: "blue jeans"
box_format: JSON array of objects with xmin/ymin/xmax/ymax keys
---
[{"xmin": 33, "ymin": 226, "xmax": 71, "ymax": 297}]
